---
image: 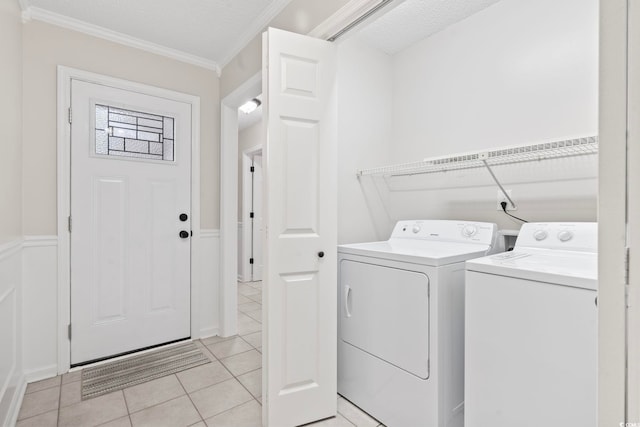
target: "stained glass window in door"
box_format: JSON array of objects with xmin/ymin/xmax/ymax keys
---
[{"xmin": 95, "ymin": 104, "xmax": 175, "ymax": 161}]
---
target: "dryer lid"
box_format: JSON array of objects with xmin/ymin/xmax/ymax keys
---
[{"xmin": 338, "ymin": 220, "xmax": 498, "ymax": 266}]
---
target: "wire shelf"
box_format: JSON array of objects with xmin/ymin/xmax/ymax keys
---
[{"xmin": 356, "ymin": 136, "xmax": 599, "ymax": 177}]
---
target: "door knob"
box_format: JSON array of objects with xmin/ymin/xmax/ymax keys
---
[
  {"xmin": 179, "ymin": 213, "xmax": 188, "ymax": 222},
  {"xmin": 179, "ymin": 230, "xmax": 189, "ymax": 239},
  {"xmin": 318, "ymin": 251, "xmax": 325, "ymax": 258}
]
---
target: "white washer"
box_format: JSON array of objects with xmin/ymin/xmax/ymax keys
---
[
  {"xmin": 464, "ymin": 222, "xmax": 597, "ymax": 427},
  {"xmin": 338, "ymin": 220, "xmax": 499, "ymax": 427}
]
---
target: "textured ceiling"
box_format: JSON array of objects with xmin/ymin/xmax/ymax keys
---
[
  {"xmin": 24, "ymin": 0, "xmax": 292, "ymax": 66},
  {"xmin": 356, "ymin": 0, "xmax": 503, "ymax": 55}
]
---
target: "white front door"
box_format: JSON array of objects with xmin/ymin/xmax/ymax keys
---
[
  {"xmin": 70, "ymin": 79, "xmax": 192, "ymax": 365},
  {"xmin": 252, "ymin": 154, "xmax": 263, "ymax": 281},
  {"xmin": 263, "ymin": 28, "xmax": 337, "ymax": 426}
]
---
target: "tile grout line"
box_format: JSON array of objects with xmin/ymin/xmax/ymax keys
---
[
  {"xmin": 189, "ymin": 339, "xmax": 260, "ymax": 419},
  {"xmin": 203, "ymin": 396, "xmax": 258, "ymax": 424},
  {"xmin": 237, "ymin": 334, "xmax": 261, "ymax": 351},
  {"xmin": 198, "ymin": 341, "xmax": 221, "ymax": 362},
  {"xmin": 204, "ymin": 337, "xmax": 262, "ymax": 404},
  {"xmin": 217, "ymin": 347, "xmax": 260, "ymax": 367},
  {"xmin": 121, "ymin": 388, "xmax": 131, "ymax": 416},
  {"xmin": 15, "ymin": 407, "xmax": 61, "ymax": 425},
  {"xmin": 56, "ymin": 379, "xmax": 62, "ymax": 427},
  {"xmin": 235, "ymin": 367, "xmax": 262, "ymax": 400},
  {"xmin": 177, "ymin": 364, "xmax": 255, "ymax": 425},
  {"xmin": 23, "ymin": 382, "xmax": 61, "ymax": 395},
  {"xmin": 126, "ymin": 391, "xmax": 192, "ymax": 417},
  {"xmin": 175, "ymin": 372, "xmax": 206, "ymax": 424},
  {"xmin": 204, "ymin": 336, "xmax": 254, "ymax": 358},
  {"xmin": 200, "ymin": 334, "xmax": 236, "ymax": 346}
]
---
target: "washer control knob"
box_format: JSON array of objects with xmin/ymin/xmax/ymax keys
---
[
  {"xmin": 558, "ymin": 230, "xmax": 574, "ymax": 242},
  {"xmin": 462, "ymin": 225, "xmax": 477, "ymax": 237},
  {"xmin": 533, "ymin": 230, "xmax": 548, "ymax": 241},
  {"xmin": 412, "ymin": 224, "xmax": 421, "ymax": 234}
]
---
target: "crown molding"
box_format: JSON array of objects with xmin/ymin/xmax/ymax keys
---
[
  {"xmin": 24, "ymin": 6, "xmax": 221, "ymax": 75},
  {"xmin": 217, "ymin": 0, "xmax": 293, "ymax": 69}
]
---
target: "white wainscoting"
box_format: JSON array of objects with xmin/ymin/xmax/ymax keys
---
[
  {"xmin": 1, "ymin": 229, "xmax": 220, "ymax": 422},
  {"xmin": 22, "ymin": 236, "xmax": 58, "ymax": 383},
  {"xmin": 0, "ymin": 239, "xmax": 25, "ymax": 427},
  {"xmin": 199, "ymin": 229, "xmax": 220, "ymax": 338}
]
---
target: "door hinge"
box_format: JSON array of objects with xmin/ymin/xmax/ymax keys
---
[
  {"xmin": 250, "ymin": 166, "xmax": 255, "ymax": 173},
  {"xmin": 249, "ymin": 258, "xmax": 254, "ymax": 265},
  {"xmin": 625, "ymin": 246, "xmax": 630, "ymax": 285},
  {"xmin": 250, "ymin": 212, "xmax": 254, "ymax": 218},
  {"xmin": 625, "ymin": 247, "xmax": 631, "ymax": 308},
  {"xmin": 68, "ymin": 107, "xmax": 72, "ymax": 124},
  {"xmin": 68, "ymin": 216, "xmax": 72, "ymax": 233},
  {"xmin": 68, "ymin": 324, "xmax": 72, "ymax": 340}
]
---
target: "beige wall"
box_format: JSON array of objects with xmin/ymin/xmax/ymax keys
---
[
  {"xmin": 220, "ymin": 0, "xmax": 349, "ymax": 98},
  {"xmin": 22, "ymin": 21, "xmax": 220, "ymax": 234},
  {"xmin": 237, "ymin": 120, "xmax": 264, "ymax": 220},
  {"xmin": 0, "ymin": 0, "xmax": 23, "ymax": 244}
]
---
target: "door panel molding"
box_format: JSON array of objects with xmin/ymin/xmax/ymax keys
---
[{"xmin": 56, "ymin": 66, "xmax": 201, "ymax": 373}]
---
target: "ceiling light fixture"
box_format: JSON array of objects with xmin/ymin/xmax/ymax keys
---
[{"xmin": 239, "ymin": 98, "xmax": 261, "ymax": 115}]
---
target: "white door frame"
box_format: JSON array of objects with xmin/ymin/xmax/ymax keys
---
[
  {"xmin": 598, "ymin": 0, "xmax": 629, "ymax": 424},
  {"xmin": 240, "ymin": 145, "xmax": 263, "ymax": 282},
  {"xmin": 626, "ymin": 0, "xmax": 640, "ymax": 420},
  {"xmin": 56, "ymin": 66, "xmax": 201, "ymax": 373},
  {"xmin": 220, "ymin": 72, "xmax": 262, "ymax": 336}
]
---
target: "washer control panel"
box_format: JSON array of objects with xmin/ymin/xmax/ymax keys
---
[
  {"xmin": 515, "ymin": 223, "xmax": 597, "ymax": 252},
  {"xmin": 391, "ymin": 220, "xmax": 497, "ymax": 245}
]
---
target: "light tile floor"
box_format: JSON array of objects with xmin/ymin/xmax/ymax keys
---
[{"xmin": 16, "ymin": 281, "xmax": 383, "ymax": 427}]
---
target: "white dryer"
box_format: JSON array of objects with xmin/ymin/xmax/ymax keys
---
[
  {"xmin": 338, "ymin": 220, "xmax": 499, "ymax": 427},
  {"xmin": 464, "ymin": 222, "xmax": 597, "ymax": 427}
]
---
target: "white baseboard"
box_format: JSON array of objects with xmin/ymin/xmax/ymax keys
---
[
  {"xmin": 198, "ymin": 327, "xmax": 220, "ymax": 340},
  {"xmin": 23, "ymin": 364, "xmax": 58, "ymax": 384}
]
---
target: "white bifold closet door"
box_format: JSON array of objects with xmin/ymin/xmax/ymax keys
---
[{"xmin": 262, "ymin": 27, "xmax": 338, "ymax": 426}]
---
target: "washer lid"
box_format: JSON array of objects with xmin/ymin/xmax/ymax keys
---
[
  {"xmin": 338, "ymin": 239, "xmax": 492, "ymax": 266},
  {"xmin": 466, "ymin": 248, "xmax": 597, "ymax": 290}
]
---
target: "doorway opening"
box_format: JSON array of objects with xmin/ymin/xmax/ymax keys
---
[
  {"xmin": 238, "ymin": 96, "xmax": 263, "ymax": 284},
  {"xmin": 219, "ymin": 72, "xmax": 261, "ymax": 337}
]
